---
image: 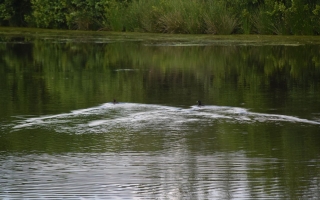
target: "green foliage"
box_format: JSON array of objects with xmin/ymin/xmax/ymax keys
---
[
  {"xmin": 0, "ymin": 0, "xmax": 31, "ymax": 26},
  {"xmin": 103, "ymin": 0, "xmax": 127, "ymax": 31},
  {"xmin": 66, "ymin": 0, "xmax": 107, "ymax": 30},
  {"xmin": 256, "ymin": 0, "xmax": 320, "ymax": 35},
  {"xmin": 203, "ymin": 1, "xmax": 239, "ymax": 34},
  {"xmin": 123, "ymin": 0, "xmax": 235, "ymax": 34},
  {"xmin": 26, "ymin": 0, "xmax": 68, "ymax": 28},
  {"xmin": 0, "ymin": 0, "xmax": 14, "ymax": 25},
  {"xmin": 26, "ymin": 0, "xmax": 108, "ymax": 30},
  {"xmin": 1, "ymin": 0, "xmax": 320, "ymax": 34},
  {"xmin": 124, "ymin": 0, "xmax": 158, "ymax": 32}
]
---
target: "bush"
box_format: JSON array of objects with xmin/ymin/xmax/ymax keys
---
[
  {"xmin": 103, "ymin": 0, "xmax": 127, "ymax": 31},
  {"xmin": 0, "ymin": 0, "xmax": 31, "ymax": 26},
  {"xmin": 203, "ymin": 1, "xmax": 238, "ymax": 34},
  {"xmin": 26, "ymin": 0, "xmax": 106, "ymax": 30},
  {"xmin": 2, "ymin": 0, "xmax": 320, "ymax": 35},
  {"xmin": 26, "ymin": 0, "xmax": 68, "ymax": 28}
]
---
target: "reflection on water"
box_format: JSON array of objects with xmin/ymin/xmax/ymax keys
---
[
  {"xmin": 1, "ymin": 151, "xmax": 319, "ymax": 199},
  {"xmin": 1, "ymin": 103, "xmax": 320, "ymax": 199},
  {"xmin": 1, "ymin": 32, "xmax": 320, "ymax": 199}
]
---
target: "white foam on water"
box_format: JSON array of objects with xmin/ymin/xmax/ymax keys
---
[{"xmin": 10, "ymin": 103, "xmax": 320, "ymax": 134}]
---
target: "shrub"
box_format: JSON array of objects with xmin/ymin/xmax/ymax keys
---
[
  {"xmin": 203, "ymin": 1, "xmax": 238, "ymax": 34},
  {"xmin": 103, "ymin": 0, "xmax": 127, "ymax": 31},
  {"xmin": 0, "ymin": 0, "xmax": 31, "ymax": 26},
  {"xmin": 5, "ymin": 0, "xmax": 319, "ymax": 35}
]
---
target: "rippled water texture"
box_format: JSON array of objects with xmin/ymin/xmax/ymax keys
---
[
  {"xmin": 1, "ymin": 31, "xmax": 320, "ymax": 199},
  {"xmin": 11, "ymin": 103, "xmax": 320, "ymax": 134},
  {"xmin": 2, "ymin": 103, "xmax": 320, "ymax": 199},
  {"xmin": 3, "ymin": 152, "xmax": 317, "ymax": 199}
]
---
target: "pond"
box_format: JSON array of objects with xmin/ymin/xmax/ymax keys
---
[{"xmin": 0, "ymin": 29, "xmax": 320, "ymax": 199}]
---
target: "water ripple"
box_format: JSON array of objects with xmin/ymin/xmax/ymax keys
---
[
  {"xmin": 0, "ymin": 152, "xmax": 311, "ymax": 199},
  {"xmin": 9, "ymin": 103, "xmax": 320, "ymax": 134}
]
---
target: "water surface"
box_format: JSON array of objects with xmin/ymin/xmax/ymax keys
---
[{"xmin": 0, "ymin": 30, "xmax": 320, "ymax": 199}]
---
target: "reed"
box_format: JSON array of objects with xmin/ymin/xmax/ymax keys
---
[
  {"xmin": 18, "ymin": 0, "xmax": 320, "ymax": 35},
  {"xmin": 124, "ymin": 0, "xmax": 204, "ymax": 33},
  {"xmin": 204, "ymin": 2, "xmax": 238, "ymax": 34},
  {"xmin": 122, "ymin": 0, "xmax": 238, "ymax": 34},
  {"xmin": 155, "ymin": 0, "xmax": 204, "ymax": 33},
  {"xmin": 103, "ymin": 0, "xmax": 126, "ymax": 31},
  {"xmin": 124, "ymin": 0, "xmax": 154, "ymax": 32}
]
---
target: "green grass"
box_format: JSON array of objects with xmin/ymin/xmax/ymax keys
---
[
  {"xmin": 1, "ymin": 0, "xmax": 320, "ymax": 35},
  {"xmin": 118, "ymin": 0, "xmax": 238, "ymax": 34}
]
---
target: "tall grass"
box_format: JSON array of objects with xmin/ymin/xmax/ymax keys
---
[
  {"xmin": 103, "ymin": 0, "xmax": 127, "ymax": 31},
  {"xmin": 115, "ymin": 0, "xmax": 239, "ymax": 34},
  {"xmin": 123, "ymin": 0, "xmax": 205, "ymax": 33},
  {"xmin": 155, "ymin": 0, "xmax": 204, "ymax": 33},
  {"xmin": 3, "ymin": 0, "xmax": 319, "ymax": 35},
  {"xmin": 124, "ymin": 0, "xmax": 157, "ymax": 32},
  {"xmin": 100, "ymin": 0, "xmax": 318, "ymax": 35},
  {"xmin": 24, "ymin": 0, "xmax": 320, "ymax": 35},
  {"xmin": 203, "ymin": 1, "xmax": 238, "ymax": 34}
]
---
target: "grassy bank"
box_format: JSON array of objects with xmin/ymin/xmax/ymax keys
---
[{"xmin": 2, "ymin": 27, "xmax": 320, "ymax": 43}]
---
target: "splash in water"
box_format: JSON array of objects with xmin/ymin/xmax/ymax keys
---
[{"xmin": 9, "ymin": 103, "xmax": 320, "ymax": 134}]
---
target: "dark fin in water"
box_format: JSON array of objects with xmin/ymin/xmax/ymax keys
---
[{"xmin": 197, "ymin": 100, "xmax": 204, "ymax": 106}]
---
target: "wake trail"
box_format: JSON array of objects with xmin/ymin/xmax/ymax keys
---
[{"xmin": 7, "ymin": 103, "xmax": 320, "ymax": 134}]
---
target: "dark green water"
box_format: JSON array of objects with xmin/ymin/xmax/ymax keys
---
[{"xmin": 0, "ymin": 31, "xmax": 320, "ymax": 199}]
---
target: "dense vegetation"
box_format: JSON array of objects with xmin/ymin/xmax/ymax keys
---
[{"xmin": 1, "ymin": 0, "xmax": 320, "ymax": 35}]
